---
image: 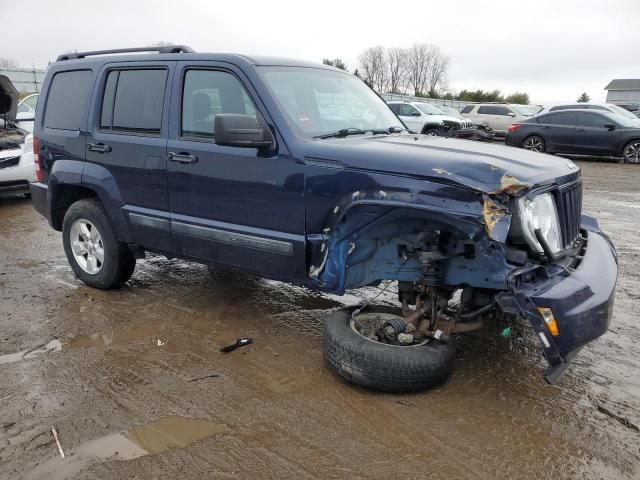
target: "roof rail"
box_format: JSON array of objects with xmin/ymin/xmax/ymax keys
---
[{"xmin": 56, "ymin": 45, "xmax": 195, "ymax": 62}]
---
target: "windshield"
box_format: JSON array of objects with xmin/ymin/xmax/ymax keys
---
[
  {"xmin": 257, "ymin": 67, "xmax": 403, "ymax": 139},
  {"xmin": 605, "ymin": 111, "xmax": 640, "ymax": 128},
  {"xmin": 608, "ymin": 104, "xmax": 638, "ymax": 120},
  {"xmin": 438, "ymin": 105, "xmax": 462, "ymax": 116},
  {"xmin": 510, "ymin": 105, "xmax": 534, "ymax": 116},
  {"xmin": 415, "ymin": 103, "xmax": 444, "ymax": 115}
]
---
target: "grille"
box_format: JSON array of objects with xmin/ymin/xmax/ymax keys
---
[
  {"xmin": 0, "ymin": 155, "xmax": 20, "ymax": 170},
  {"xmin": 555, "ymin": 180, "xmax": 582, "ymax": 249}
]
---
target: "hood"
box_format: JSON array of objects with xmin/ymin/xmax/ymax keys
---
[
  {"xmin": 0, "ymin": 75, "xmax": 18, "ymax": 123},
  {"xmin": 424, "ymin": 114, "xmax": 466, "ymax": 124},
  {"xmin": 303, "ymin": 134, "xmax": 580, "ymax": 195}
]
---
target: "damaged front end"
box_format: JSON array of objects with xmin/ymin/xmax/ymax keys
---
[{"xmin": 308, "ymin": 166, "xmax": 617, "ymax": 383}]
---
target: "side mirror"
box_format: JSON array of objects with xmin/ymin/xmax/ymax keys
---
[
  {"xmin": 604, "ymin": 122, "xmax": 616, "ymax": 131},
  {"xmin": 214, "ymin": 114, "xmax": 273, "ymax": 149}
]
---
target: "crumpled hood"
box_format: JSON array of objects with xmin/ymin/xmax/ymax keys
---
[
  {"xmin": 0, "ymin": 75, "xmax": 18, "ymax": 123},
  {"xmin": 303, "ymin": 134, "xmax": 581, "ymax": 195}
]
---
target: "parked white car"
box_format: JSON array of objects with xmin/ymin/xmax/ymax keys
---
[
  {"xmin": 0, "ymin": 77, "xmax": 37, "ymax": 196},
  {"xmin": 537, "ymin": 102, "xmax": 638, "ymax": 122},
  {"xmin": 388, "ymin": 101, "xmax": 475, "ymax": 135},
  {"xmin": 460, "ymin": 104, "xmax": 533, "ymax": 135}
]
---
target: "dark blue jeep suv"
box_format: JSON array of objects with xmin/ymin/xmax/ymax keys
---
[{"xmin": 30, "ymin": 46, "xmax": 617, "ymax": 392}]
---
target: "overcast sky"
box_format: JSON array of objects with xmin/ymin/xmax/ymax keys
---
[{"xmin": 1, "ymin": 0, "xmax": 638, "ymax": 104}]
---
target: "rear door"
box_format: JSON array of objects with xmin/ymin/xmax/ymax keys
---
[
  {"xmin": 537, "ymin": 112, "xmax": 577, "ymax": 152},
  {"xmin": 86, "ymin": 62, "xmax": 174, "ymax": 252},
  {"xmin": 166, "ymin": 61, "xmax": 306, "ymax": 281},
  {"xmin": 573, "ymin": 112, "xmax": 618, "ymax": 155}
]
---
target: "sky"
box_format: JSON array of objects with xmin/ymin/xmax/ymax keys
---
[{"xmin": 1, "ymin": 0, "xmax": 638, "ymax": 104}]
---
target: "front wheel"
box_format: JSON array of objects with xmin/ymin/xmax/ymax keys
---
[
  {"xmin": 522, "ymin": 135, "xmax": 546, "ymax": 153},
  {"xmin": 422, "ymin": 127, "xmax": 440, "ymax": 136},
  {"xmin": 62, "ymin": 198, "xmax": 136, "ymax": 290},
  {"xmin": 622, "ymin": 140, "xmax": 640, "ymax": 163},
  {"xmin": 323, "ymin": 305, "xmax": 456, "ymax": 392}
]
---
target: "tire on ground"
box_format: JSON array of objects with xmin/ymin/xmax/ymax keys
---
[
  {"xmin": 323, "ymin": 305, "xmax": 456, "ymax": 393},
  {"xmin": 62, "ymin": 198, "xmax": 136, "ymax": 290}
]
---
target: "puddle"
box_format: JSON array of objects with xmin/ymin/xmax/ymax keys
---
[
  {"xmin": 1, "ymin": 325, "xmax": 168, "ymax": 366},
  {"xmin": 0, "ymin": 340, "xmax": 61, "ymax": 366},
  {"xmin": 24, "ymin": 416, "xmax": 225, "ymax": 480}
]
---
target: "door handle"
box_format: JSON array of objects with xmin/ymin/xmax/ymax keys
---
[
  {"xmin": 577, "ymin": 128, "xmax": 585, "ymax": 133},
  {"xmin": 87, "ymin": 142, "xmax": 112, "ymax": 153},
  {"xmin": 167, "ymin": 152, "xmax": 198, "ymax": 164}
]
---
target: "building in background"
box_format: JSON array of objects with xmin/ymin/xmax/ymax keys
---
[
  {"xmin": 0, "ymin": 67, "xmax": 46, "ymax": 94},
  {"xmin": 605, "ymin": 79, "xmax": 640, "ymax": 105}
]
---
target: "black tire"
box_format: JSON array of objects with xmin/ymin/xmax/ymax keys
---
[
  {"xmin": 422, "ymin": 127, "xmax": 440, "ymax": 136},
  {"xmin": 522, "ymin": 135, "xmax": 545, "ymax": 153},
  {"xmin": 62, "ymin": 198, "xmax": 136, "ymax": 290},
  {"xmin": 323, "ymin": 305, "xmax": 456, "ymax": 393}
]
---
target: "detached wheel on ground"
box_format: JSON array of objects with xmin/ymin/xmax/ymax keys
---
[
  {"xmin": 62, "ymin": 198, "xmax": 136, "ymax": 289},
  {"xmin": 622, "ymin": 140, "xmax": 640, "ymax": 164},
  {"xmin": 522, "ymin": 135, "xmax": 545, "ymax": 153},
  {"xmin": 323, "ymin": 305, "xmax": 456, "ymax": 393}
]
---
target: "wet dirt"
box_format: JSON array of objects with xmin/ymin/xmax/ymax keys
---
[{"xmin": 0, "ymin": 160, "xmax": 639, "ymax": 479}]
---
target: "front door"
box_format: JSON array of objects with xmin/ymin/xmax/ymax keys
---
[
  {"xmin": 573, "ymin": 112, "xmax": 618, "ymax": 155},
  {"xmin": 86, "ymin": 62, "xmax": 174, "ymax": 253},
  {"xmin": 166, "ymin": 61, "xmax": 307, "ymax": 281},
  {"xmin": 395, "ymin": 103, "xmax": 423, "ymax": 132}
]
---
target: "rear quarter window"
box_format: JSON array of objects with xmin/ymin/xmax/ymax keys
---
[
  {"xmin": 43, "ymin": 70, "xmax": 92, "ymax": 130},
  {"xmin": 460, "ymin": 105, "xmax": 474, "ymax": 114}
]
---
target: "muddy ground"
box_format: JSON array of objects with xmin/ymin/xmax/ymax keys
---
[{"xmin": 0, "ymin": 159, "xmax": 638, "ymax": 480}]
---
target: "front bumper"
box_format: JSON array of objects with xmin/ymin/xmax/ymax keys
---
[{"xmin": 497, "ymin": 215, "xmax": 617, "ymax": 383}]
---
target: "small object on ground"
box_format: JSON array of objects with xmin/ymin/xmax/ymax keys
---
[
  {"xmin": 220, "ymin": 338, "xmax": 253, "ymax": 353},
  {"xmin": 51, "ymin": 426, "xmax": 65, "ymax": 458},
  {"xmin": 597, "ymin": 405, "xmax": 640, "ymax": 432},
  {"xmin": 188, "ymin": 374, "xmax": 220, "ymax": 382},
  {"xmin": 500, "ymin": 327, "xmax": 512, "ymax": 338}
]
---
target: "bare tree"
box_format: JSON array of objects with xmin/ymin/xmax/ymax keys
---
[
  {"xmin": 358, "ymin": 46, "xmax": 388, "ymax": 93},
  {"xmin": 387, "ymin": 47, "xmax": 408, "ymax": 94},
  {"xmin": 425, "ymin": 45, "xmax": 449, "ymax": 96},
  {"xmin": 406, "ymin": 44, "xmax": 433, "ymax": 96},
  {"xmin": 0, "ymin": 57, "xmax": 18, "ymax": 68}
]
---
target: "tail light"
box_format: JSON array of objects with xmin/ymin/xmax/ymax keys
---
[
  {"xmin": 507, "ymin": 124, "xmax": 523, "ymax": 133},
  {"xmin": 33, "ymin": 136, "xmax": 45, "ymax": 183}
]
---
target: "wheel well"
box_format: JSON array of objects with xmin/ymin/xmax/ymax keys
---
[
  {"xmin": 51, "ymin": 185, "xmax": 98, "ymax": 230},
  {"xmin": 621, "ymin": 138, "xmax": 640, "ymax": 156},
  {"xmin": 421, "ymin": 123, "xmax": 442, "ymax": 134}
]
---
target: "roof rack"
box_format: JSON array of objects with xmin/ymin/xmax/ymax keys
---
[{"xmin": 56, "ymin": 45, "xmax": 195, "ymax": 62}]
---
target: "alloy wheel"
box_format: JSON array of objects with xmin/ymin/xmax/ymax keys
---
[
  {"xmin": 523, "ymin": 136, "xmax": 544, "ymax": 152},
  {"xmin": 624, "ymin": 141, "xmax": 640, "ymax": 163},
  {"xmin": 69, "ymin": 219, "xmax": 104, "ymax": 274}
]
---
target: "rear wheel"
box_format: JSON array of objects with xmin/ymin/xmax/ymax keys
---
[
  {"xmin": 622, "ymin": 140, "xmax": 640, "ymax": 163},
  {"xmin": 323, "ymin": 305, "xmax": 456, "ymax": 393},
  {"xmin": 62, "ymin": 198, "xmax": 136, "ymax": 289},
  {"xmin": 522, "ymin": 135, "xmax": 545, "ymax": 152}
]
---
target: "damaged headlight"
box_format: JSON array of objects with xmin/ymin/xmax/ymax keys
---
[{"xmin": 518, "ymin": 193, "xmax": 562, "ymax": 255}]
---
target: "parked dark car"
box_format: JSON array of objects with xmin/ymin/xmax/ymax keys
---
[
  {"xmin": 30, "ymin": 46, "xmax": 617, "ymax": 392},
  {"xmin": 505, "ymin": 109, "xmax": 640, "ymax": 163}
]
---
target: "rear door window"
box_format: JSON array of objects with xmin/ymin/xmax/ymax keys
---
[
  {"xmin": 44, "ymin": 70, "xmax": 92, "ymax": 130},
  {"xmin": 100, "ymin": 69, "xmax": 168, "ymax": 134}
]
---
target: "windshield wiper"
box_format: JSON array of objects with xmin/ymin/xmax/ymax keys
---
[{"xmin": 314, "ymin": 126, "xmax": 406, "ymax": 139}]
